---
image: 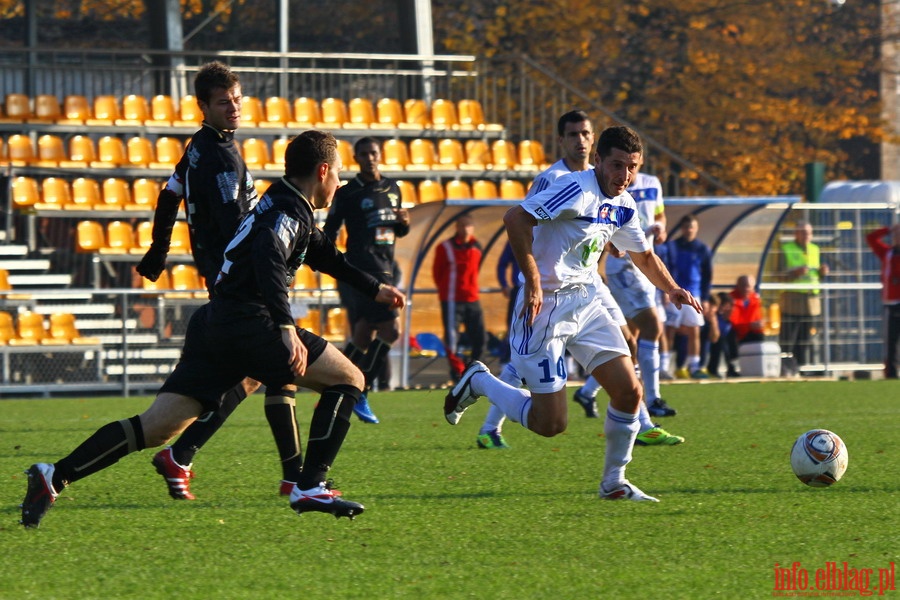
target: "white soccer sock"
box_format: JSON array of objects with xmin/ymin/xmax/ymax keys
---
[
  {"xmin": 637, "ymin": 339, "xmax": 661, "ymax": 402},
  {"xmin": 660, "ymin": 351, "xmax": 671, "ymax": 374},
  {"xmin": 471, "ymin": 371, "xmax": 532, "ymax": 428},
  {"xmin": 601, "ymin": 406, "xmax": 640, "ymax": 490},
  {"xmin": 687, "ymin": 355, "xmax": 701, "ymax": 373},
  {"xmin": 481, "ymin": 364, "xmax": 521, "ymax": 434},
  {"xmin": 637, "ymin": 400, "xmax": 655, "ymax": 431},
  {"xmin": 499, "ymin": 363, "xmax": 521, "ymax": 387},
  {"xmin": 579, "ymin": 375, "xmax": 602, "ymax": 398}
]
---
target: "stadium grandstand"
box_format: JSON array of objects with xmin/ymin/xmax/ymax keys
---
[{"xmin": 0, "ymin": 3, "xmax": 896, "ymax": 395}]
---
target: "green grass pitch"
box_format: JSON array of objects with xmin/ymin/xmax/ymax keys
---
[{"xmin": 2, "ymin": 379, "xmax": 898, "ymax": 599}]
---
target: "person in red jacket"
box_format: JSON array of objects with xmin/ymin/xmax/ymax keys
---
[
  {"xmin": 729, "ymin": 274, "xmax": 765, "ymax": 344},
  {"xmin": 432, "ymin": 213, "xmax": 485, "ymax": 381},
  {"xmin": 866, "ymin": 223, "xmax": 900, "ymax": 379}
]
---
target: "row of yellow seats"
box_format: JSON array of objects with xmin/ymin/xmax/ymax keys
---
[
  {"xmin": 1, "ymin": 133, "xmax": 185, "ymax": 169},
  {"xmin": 0, "ymin": 93, "xmax": 504, "ymax": 132},
  {"xmin": 75, "ymin": 219, "xmax": 191, "ymax": 255},
  {"xmin": 0, "ymin": 311, "xmax": 99, "ymax": 345},
  {"xmin": 139, "ymin": 264, "xmax": 207, "ymax": 299},
  {"xmin": 12, "ymin": 176, "xmax": 162, "ymax": 211}
]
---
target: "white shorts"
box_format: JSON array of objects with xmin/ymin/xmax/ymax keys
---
[
  {"xmin": 595, "ymin": 279, "xmax": 627, "ymax": 327},
  {"xmin": 509, "ymin": 284, "xmax": 630, "ymax": 394},
  {"xmin": 664, "ymin": 302, "xmax": 705, "ymax": 328},
  {"xmin": 606, "ymin": 263, "xmax": 657, "ymax": 320}
]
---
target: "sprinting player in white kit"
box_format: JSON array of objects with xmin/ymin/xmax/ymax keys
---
[
  {"xmin": 446, "ymin": 126, "xmax": 701, "ymax": 501},
  {"xmin": 475, "ymin": 111, "xmax": 683, "ymax": 449},
  {"xmin": 582, "ymin": 156, "xmax": 679, "ymax": 420}
]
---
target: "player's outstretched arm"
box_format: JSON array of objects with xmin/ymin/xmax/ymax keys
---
[{"xmin": 629, "ymin": 249, "xmax": 701, "ymax": 314}]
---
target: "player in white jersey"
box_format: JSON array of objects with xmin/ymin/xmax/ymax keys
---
[
  {"xmin": 445, "ymin": 127, "xmax": 701, "ymax": 501},
  {"xmin": 476, "ymin": 111, "xmax": 681, "ymax": 450},
  {"xmin": 598, "ymin": 159, "xmax": 678, "ymax": 419}
]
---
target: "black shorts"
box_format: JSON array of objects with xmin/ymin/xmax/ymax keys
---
[
  {"xmin": 338, "ymin": 280, "xmax": 398, "ymax": 326},
  {"xmin": 159, "ymin": 303, "xmax": 328, "ymax": 412}
]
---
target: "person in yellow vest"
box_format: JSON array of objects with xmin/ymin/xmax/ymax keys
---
[{"xmin": 779, "ymin": 221, "xmax": 829, "ymax": 373}]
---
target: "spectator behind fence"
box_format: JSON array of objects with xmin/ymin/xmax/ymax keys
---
[
  {"xmin": 707, "ymin": 292, "xmax": 741, "ymax": 378},
  {"xmin": 779, "ymin": 221, "xmax": 829, "ymax": 373},
  {"xmin": 730, "ymin": 274, "xmax": 765, "ymax": 344},
  {"xmin": 865, "ymin": 223, "xmax": 900, "ymax": 379}
]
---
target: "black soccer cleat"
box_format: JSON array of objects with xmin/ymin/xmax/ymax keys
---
[
  {"xmin": 21, "ymin": 463, "xmax": 58, "ymax": 528},
  {"xmin": 290, "ymin": 483, "xmax": 364, "ymax": 520}
]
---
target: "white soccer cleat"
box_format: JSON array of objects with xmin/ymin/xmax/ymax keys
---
[
  {"xmin": 443, "ymin": 361, "xmax": 489, "ymax": 425},
  {"xmin": 600, "ymin": 480, "xmax": 660, "ymax": 502}
]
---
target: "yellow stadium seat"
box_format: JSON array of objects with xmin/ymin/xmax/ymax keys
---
[
  {"xmin": 59, "ymin": 94, "xmax": 91, "ymax": 124},
  {"xmin": 118, "ymin": 94, "xmax": 150, "ymax": 126},
  {"xmin": 319, "ymin": 97, "xmax": 349, "ymax": 128},
  {"xmin": 60, "ymin": 134, "xmax": 96, "ymax": 168},
  {"xmin": 0, "ymin": 311, "xmax": 15, "ymax": 345},
  {"xmin": 36, "ymin": 177, "xmax": 70, "ymax": 210},
  {"xmin": 12, "ymin": 176, "xmax": 40, "ymax": 209},
  {"xmin": 290, "ymin": 97, "xmax": 321, "ymax": 127},
  {"xmin": 93, "ymin": 135, "xmax": 128, "ymax": 168},
  {"xmin": 516, "ymin": 139, "xmax": 547, "ymax": 171},
  {"xmin": 6, "ymin": 134, "xmax": 35, "ymax": 165},
  {"xmin": 129, "ymin": 178, "xmax": 161, "ymax": 211},
  {"xmin": 472, "ymin": 179, "xmax": 499, "ymax": 200},
  {"xmin": 141, "ymin": 267, "xmax": 171, "ymax": 292},
  {"xmin": 418, "ymin": 179, "xmax": 445, "ymax": 203},
  {"xmin": 242, "ymin": 138, "xmax": 270, "ymax": 170},
  {"xmin": 0, "ymin": 269, "xmax": 10, "ymax": 292},
  {"xmin": 45, "ymin": 312, "xmax": 97, "ymax": 345},
  {"xmin": 87, "ymin": 95, "xmax": 120, "ymax": 125},
  {"xmin": 461, "ymin": 139, "xmax": 491, "ymax": 171},
  {"xmin": 133, "ymin": 221, "xmax": 153, "ymax": 253},
  {"xmin": 402, "ymin": 99, "xmax": 429, "ymax": 129},
  {"xmin": 147, "ymin": 94, "xmax": 176, "ymax": 126},
  {"xmin": 436, "ymin": 138, "xmax": 465, "ymax": 170},
  {"xmin": 175, "ymin": 95, "xmax": 203, "ymax": 127},
  {"xmin": 430, "ymin": 99, "xmax": 459, "ymax": 130},
  {"xmin": 407, "ymin": 138, "xmax": 437, "ymax": 171},
  {"xmin": 491, "ymin": 139, "xmax": 517, "ymax": 171},
  {"xmin": 500, "ymin": 179, "xmax": 526, "ymax": 200},
  {"xmin": 458, "ymin": 99, "xmax": 504, "ymax": 132},
  {"xmin": 151, "ymin": 136, "xmax": 184, "ymax": 170},
  {"xmin": 1, "ymin": 93, "xmax": 31, "ymax": 122},
  {"xmin": 100, "ymin": 177, "xmax": 132, "ymax": 210},
  {"xmin": 445, "ymin": 179, "xmax": 472, "ymax": 200},
  {"xmin": 169, "ymin": 264, "xmax": 203, "ymax": 298},
  {"xmin": 348, "ymin": 98, "xmax": 376, "ymax": 128},
  {"xmin": 395, "ymin": 179, "xmax": 418, "ymax": 207},
  {"xmin": 336, "ymin": 139, "xmax": 358, "ymax": 171},
  {"xmin": 373, "ymin": 98, "xmax": 403, "ymax": 129},
  {"xmin": 101, "ymin": 220, "xmax": 135, "ymax": 254},
  {"xmin": 240, "ymin": 95, "xmax": 263, "ymax": 127},
  {"xmin": 254, "ymin": 179, "xmax": 271, "ymax": 198},
  {"xmin": 76, "ymin": 220, "xmax": 106, "ymax": 253},
  {"xmin": 170, "ymin": 221, "xmax": 191, "ymax": 254},
  {"xmin": 381, "ymin": 139, "xmax": 409, "ymax": 171},
  {"xmin": 262, "ymin": 96, "xmax": 292, "ymax": 128},
  {"xmin": 36, "ymin": 134, "xmax": 66, "ymax": 167},
  {"xmin": 126, "ymin": 136, "xmax": 156, "ymax": 167},
  {"xmin": 30, "ymin": 94, "xmax": 62, "ymax": 123},
  {"xmin": 269, "ymin": 137, "xmax": 289, "ymax": 171},
  {"xmin": 10, "ymin": 311, "xmax": 46, "ymax": 345},
  {"xmin": 68, "ymin": 177, "xmax": 102, "ymax": 210}
]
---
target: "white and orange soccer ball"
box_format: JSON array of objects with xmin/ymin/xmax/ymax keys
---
[{"xmin": 790, "ymin": 429, "xmax": 849, "ymax": 487}]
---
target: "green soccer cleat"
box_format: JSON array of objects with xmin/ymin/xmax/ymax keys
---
[
  {"xmin": 635, "ymin": 426, "xmax": 685, "ymax": 446},
  {"xmin": 476, "ymin": 430, "xmax": 510, "ymax": 449}
]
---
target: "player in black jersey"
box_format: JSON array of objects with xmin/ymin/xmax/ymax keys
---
[
  {"xmin": 323, "ymin": 137, "xmax": 410, "ymax": 423},
  {"xmin": 134, "ymin": 61, "xmax": 303, "ymax": 501},
  {"xmin": 21, "ymin": 131, "xmax": 405, "ymax": 527}
]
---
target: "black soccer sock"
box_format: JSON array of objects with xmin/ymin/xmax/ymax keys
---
[
  {"xmin": 358, "ymin": 337, "xmax": 392, "ymax": 390},
  {"xmin": 297, "ymin": 384, "xmax": 359, "ymax": 490},
  {"xmin": 264, "ymin": 388, "xmax": 304, "ymax": 483},
  {"xmin": 342, "ymin": 342, "xmax": 364, "ymax": 364},
  {"xmin": 53, "ymin": 415, "xmax": 145, "ymax": 490},
  {"xmin": 170, "ymin": 382, "xmax": 247, "ymax": 466}
]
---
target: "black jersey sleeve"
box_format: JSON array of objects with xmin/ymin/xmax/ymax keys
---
[
  {"xmin": 304, "ymin": 228, "xmax": 382, "ymax": 299},
  {"xmin": 321, "ymin": 198, "xmax": 342, "ymax": 243}
]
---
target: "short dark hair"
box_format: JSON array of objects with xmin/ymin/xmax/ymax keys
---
[
  {"xmin": 284, "ymin": 130, "xmax": 337, "ymax": 178},
  {"xmin": 717, "ymin": 291, "xmax": 732, "ymax": 306},
  {"xmin": 194, "ymin": 61, "xmax": 240, "ymax": 105},
  {"xmin": 596, "ymin": 126, "xmax": 643, "ymax": 159},
  {"xmin": 354, "ymin": 136, "xmax": 380, "ymax": 154},
  {"xmin": 557, "ymin": 110, "xmax": 591, "ymax": 136}
]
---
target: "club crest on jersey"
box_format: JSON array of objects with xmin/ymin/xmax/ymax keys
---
[
  {"xmin": 362, "ymin": 197, "xmax": 374, "ymax": 210},
  {"xmin": 597, "ymin": 203, "xmax": 628, "ymax": 226}
]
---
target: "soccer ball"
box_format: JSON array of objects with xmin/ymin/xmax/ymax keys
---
[{"xmin": 790, "ymin": 429, "xmax": 849, "ymax": 487}]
